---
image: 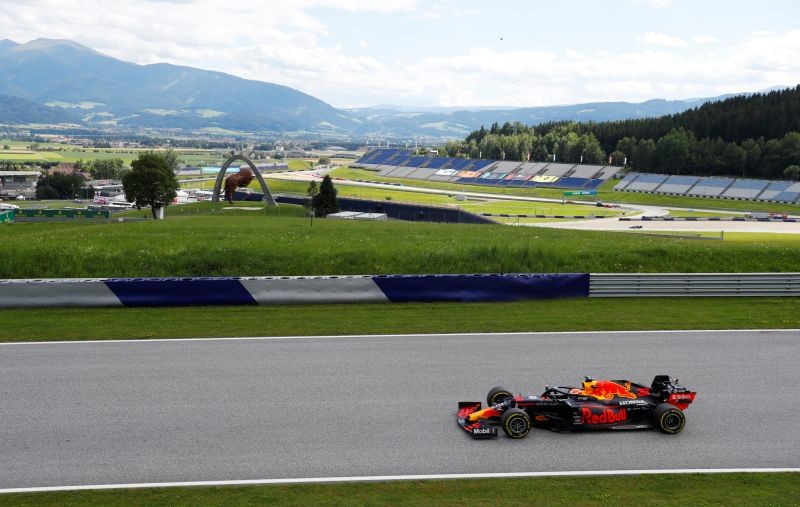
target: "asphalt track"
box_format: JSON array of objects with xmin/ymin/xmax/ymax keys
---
[{"xmin": 1, "ymin": 330, "xmax": 799, "ymax": 489}]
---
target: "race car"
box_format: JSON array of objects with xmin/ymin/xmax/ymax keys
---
[{"xmin": 457, "ymin": 375, "xmax": 696, "ymax": 439}]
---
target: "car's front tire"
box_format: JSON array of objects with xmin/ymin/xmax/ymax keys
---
[
  {"xmin": 501, "ymin": 408, "xmax": 531, "ymax": 439},
  {"xmin": 654, "ymin": 403, "xmax": 685, "ymax": 434},
  {"xmin": 487, "ymin": 386, "xmax": 513, "ymax": 406}
]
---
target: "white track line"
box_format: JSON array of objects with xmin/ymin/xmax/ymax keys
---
[
  {"xmin": 2, "ymin": 468, "xmax": 798, "ymax": 494},
  {"xmin": 1, "ymin": 328, "xmax": 798, "ymax": 346}
]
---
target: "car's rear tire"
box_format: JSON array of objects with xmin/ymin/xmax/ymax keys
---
[
  {"xmin": 487, "ymin": 386, "xmax": 513, "ymax": 406},
  {"xmin": 654, "ymin": 403, "xmax": 685, "ymax": 434},
  {"xmin": 501, "ymin": 408, "xmax": 531, "ymax": 439}
]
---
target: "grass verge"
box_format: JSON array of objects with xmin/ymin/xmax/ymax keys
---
[
  {"xmin": 2, "ymin": 297, "xmax": 798, "ymax": 342},
  {"xmin": 3, "ymin": 473, "xmax": 798, "ymax": 506},
  {"xmin": 2, "ymin": 208, "xmax": 800, "ymax": 277}
]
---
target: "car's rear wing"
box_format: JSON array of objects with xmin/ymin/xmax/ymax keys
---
[{"xmin": 652, "ymin": 375, "xmax": 696, "ymax": 410}]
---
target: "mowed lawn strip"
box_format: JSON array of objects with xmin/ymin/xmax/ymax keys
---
[
  {"xmin": 2, "ymin": 473, "xmax": 798, "ymax": 506},
  {"xmin": 2, "ymin": 209, "xmax": 800, "ymax": 278},
  {"xmin": 1, "ymin": 297, "xmax": 798, "ymax": 342}
]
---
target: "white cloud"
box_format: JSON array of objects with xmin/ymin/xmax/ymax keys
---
[
  {"xmin": 638, "ymin": 32, "xmax": 687, "ymax": 47},
  {"xmin": 0, "ymin": 1, "xmax": 798, "ymax": 108},
  {"xmin": 693, "ymin": 35, "xmax": 720, "ymax": 44},
  {"xmin": 629, "ymin": 0, "xmax": 673, "ymax": 7}
]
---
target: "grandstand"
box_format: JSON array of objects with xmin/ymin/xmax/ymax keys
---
[
  {"xmin": 541, "ymin": 163, "xmax": 575, "ymax": 177},
  {"xmin": 657, "ymin": 176, "xmax": 700, "ymax": 195},
  {"xmin": 722, "ymin": 179, "xmax": 768, "ymax": 200},
  {"xmin": 615, "ymin": 172, "xmax": 800, "ymax": 203},
  {"xmin": 624, "ymin": 174, "xmax": 669, "ymax": 192},
  {"xmin": 354, "ymin": 149, "xmax": 623, "ymax": 191},
  {"xmin": 686, "ymin": 177, "xmax": 734, "ymax": 197}
]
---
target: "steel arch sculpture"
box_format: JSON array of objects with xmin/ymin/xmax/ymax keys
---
[{"xmin": 212, "ymin": 154, "xmax": 276, "ymax": 205}]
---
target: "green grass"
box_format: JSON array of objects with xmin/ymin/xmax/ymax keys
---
[
  {"xmin": 2, "ymin": 207, "xmax": 800, "ymax": 278},
  {"xmin": 1, "ymin": 297, "xmax": 798, "ymax": 342},
  {"xmin": 3, "ymin": 473, "xmax": 798, "ymax": 506},
  {"xmin": 332, "ymin": 167, "xmax": 800, "ymax": 214}
]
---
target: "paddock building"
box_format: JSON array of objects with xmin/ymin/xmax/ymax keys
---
[{"xmin": 0, "ymin": 171, "xmax": 40, "ymax": 199}]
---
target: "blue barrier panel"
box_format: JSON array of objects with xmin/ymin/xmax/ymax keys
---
[
  {"xmin": 106, "ymin": 278, "xmax": 257, "ymax": 306},
  {"xmin": 372, "ymin": 274, "xmax": 589, "ymax": 302}
]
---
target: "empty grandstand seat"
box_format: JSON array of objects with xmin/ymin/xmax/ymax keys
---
[
  {"xmin": 722, "ymin": 179, "xmax": 769, "ymax": 199},
  {"xmin": 614, "ymin": 172, "xmax": 640, "ymax": 190},
  {"xmin": 556, "ymin": 177, "xmax": 591, "ymax": 188},
  {"xmin": 686, "ymin": 177, "xmax": 734, "ymax": 197},
  {"xmin": 657, "ymin": 175, "xmax": 700, "ymax": 194},
  {"xmin": 569, "ymin": 165, "xmax": 603, "ymax": 178},
  {"xmin": 624, "ymin": 173, "xmax": 668, "ymax": 192}
]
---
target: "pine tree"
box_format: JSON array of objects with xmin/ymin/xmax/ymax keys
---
[{"xmin": 311, "ymin": 175, "xmax": 339, "ymax": 217}]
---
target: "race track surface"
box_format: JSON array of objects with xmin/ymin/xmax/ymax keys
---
[{"xmin": 1, "ymin": 330, "xmax": 798, "ymax": 488}]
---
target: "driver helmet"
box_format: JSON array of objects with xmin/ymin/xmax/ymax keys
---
[{"xmin": 582, "ymin": 378, "xmax": 597, "ymax": 392}]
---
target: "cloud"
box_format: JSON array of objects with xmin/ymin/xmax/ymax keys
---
[
  {"xmin": 0, "ymin": 1, "xmax": 798, "ymax": 108},
  {"xmin": 638, "ymin": 32, "xmax": 687, "ymax": 47},
  {"xmin": 693, "ymin": 35, "xmax": 720, "ymax": 45},
  {"xmin": 629, "ymin": 0, "xmax": 673, "ymax": 7}
]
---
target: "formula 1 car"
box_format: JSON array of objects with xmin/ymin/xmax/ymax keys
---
[{"xmin": 457, "ymin": 376, "xmax": 696, "ymax": 439}]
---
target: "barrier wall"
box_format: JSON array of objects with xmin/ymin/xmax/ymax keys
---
[
  {"xmin": 2, "ymin": 273, "xmax": 796, "ymax": 308},
  {"xmin": 0, "ymin": 210, "xmax": 13, "ymax": 223},
  {"xmin": 0, "ymin": 274, "xmax": 590, "ymax": 308}
]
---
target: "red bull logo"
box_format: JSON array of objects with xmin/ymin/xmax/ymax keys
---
[
  {"xmin": 580, "ymin": 407, "xmax": 627, "ymax": 425},
  {"xmin": 583, "ymin": 380, "xmax": 638, "ymax": 400}
]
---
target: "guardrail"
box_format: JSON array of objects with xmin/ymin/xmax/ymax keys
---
[
  {"xmin": 589, "ymin": 273, "xmax": 800, "ymax": 297},
  {"xmin": 0, "ymin": 273, "xmax": 797, "ymax": 308}
]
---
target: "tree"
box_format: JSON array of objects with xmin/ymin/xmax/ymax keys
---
[
  {"xmin": 2, "ymin": 145, "xmax": 8, "ymax": 150},
  {"xmin": 36, "ymin": 173, "xmax": 84, "ymax": 199},
  {"xmin": 311, "ymin": 175, "xmax": 339, "ymax": 217},
  {"xmin": 122, "ymin": 152, "xmax": 179, "ymax": 219},
  {"xmin": 317, "ymin": 156, "xmax": 331, "ymax": 165},
  {"xmin": 784, "ymin": 165, "xmax": 800, "ymax": 181},
  {"xmin": 304, "ymin": 180, "xmax": 318, "ymax": 214},
  {"xmin": 162, "ymin": 149, "xmax": 179, "ymax": 172},
  {"xmin": 89, "ymin": 158, "xmax": 124, "ymax": 180}
]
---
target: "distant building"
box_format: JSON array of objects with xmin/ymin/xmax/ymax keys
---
[{"xmin": 0, "ymin": 171, "xmax": 40, "ymax": 199}]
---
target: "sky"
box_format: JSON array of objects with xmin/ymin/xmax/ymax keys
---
[{"xmin": 1, "ymin": 0, "xmax": 799, "ymax": 109}]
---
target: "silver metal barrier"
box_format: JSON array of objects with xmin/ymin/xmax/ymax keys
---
[{"xmin": 589, "ymin": 273, "xmax": 800, "ymax": 297}]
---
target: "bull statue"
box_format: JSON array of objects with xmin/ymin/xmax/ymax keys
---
[{"xmin": 223, "ymin": 167, "xmax": 255, "ymax": 204}]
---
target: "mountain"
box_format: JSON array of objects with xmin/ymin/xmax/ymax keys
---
[
  {"xmin": 0, "ymin": 38, "xmax": 789, "ymax": 139},
  {"xmin": 344, "ymin": 97, "xmax": 734, "ymax": 138},
  {"xmin": 0, "ymin": 95, "xmax": 78, "ymax": 124},
  {"xmin": 0, "ymin": 38, "xmax": 355, "ymax": 133}
]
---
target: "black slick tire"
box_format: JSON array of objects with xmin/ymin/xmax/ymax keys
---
[
  {"xmin": 487, "ymin": 386, "xmax": 513, "ymax": 406},
  {"xmin": 654, "ymin": 403, "xmax": 686, "ymax": 434},
  {"xmin": 501, "ymin": 408, "xmax": 531, "ymax": 439}
]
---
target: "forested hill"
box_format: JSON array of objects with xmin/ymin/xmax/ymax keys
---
[
  {"xmin": 535, "ymin": 85, "xmax": 800, "ymax": 152},
  {"xmin": 446, "ymin": 86, "xmax": 800, "ymax": 181}
]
